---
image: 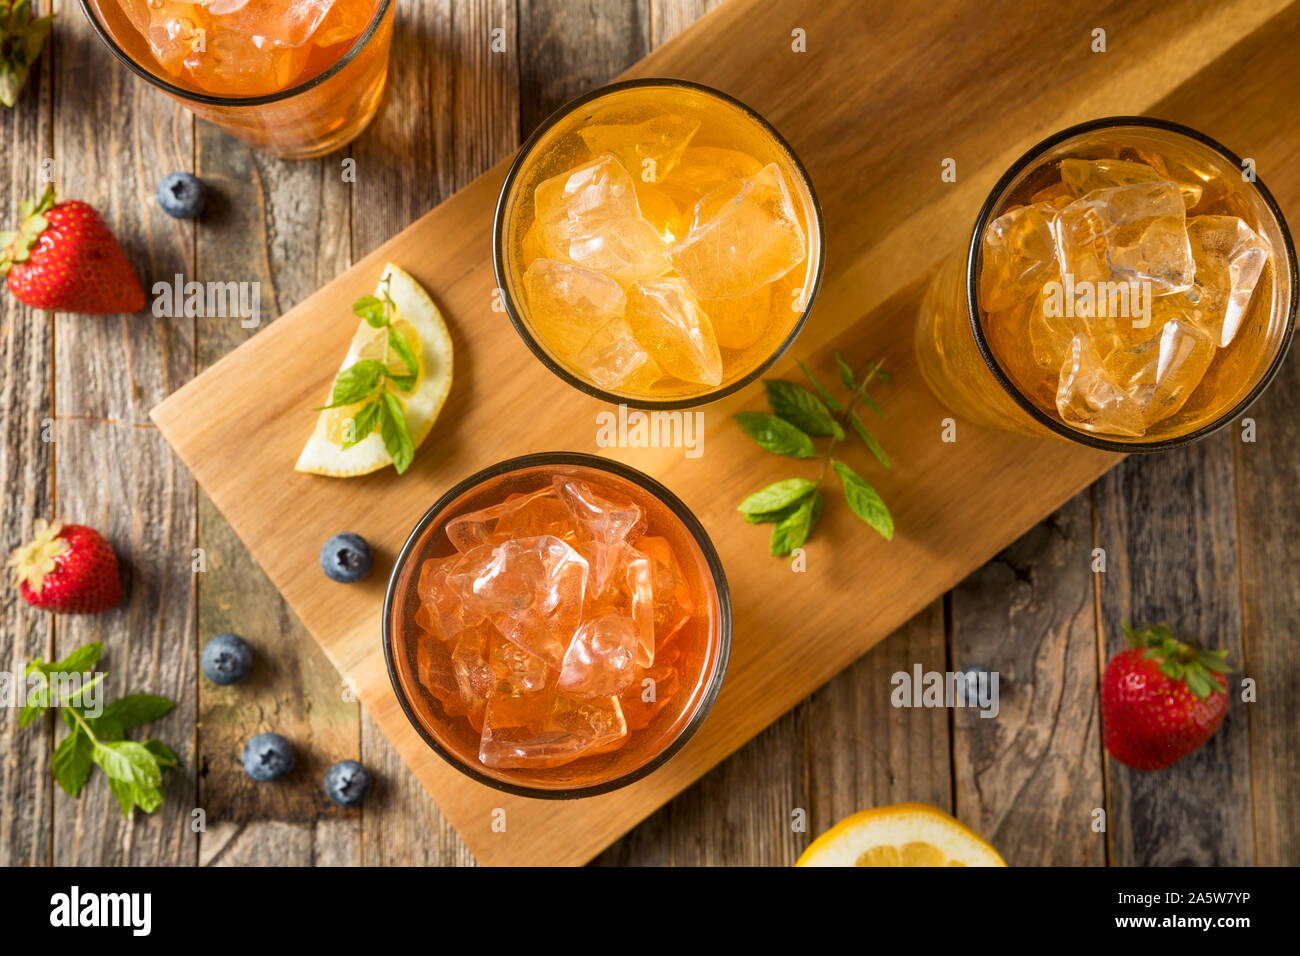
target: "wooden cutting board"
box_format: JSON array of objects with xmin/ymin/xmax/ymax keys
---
[{"xmin": 152, "ymin": 0, "xmax": 1295, "ymax": 865}]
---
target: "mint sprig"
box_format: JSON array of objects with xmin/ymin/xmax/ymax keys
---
[
  {"xmin": 21, "ymin": 641, "xmax": 178, "ymax": 817},
  {"xmin": 318, "ymin": 277, "xmax": 419, "ymax": 473},
  {"xmin": 735, "ymin": 352, "xmax": 895, "ymax": 556}
]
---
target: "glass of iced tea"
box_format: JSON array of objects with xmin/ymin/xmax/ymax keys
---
[
  {"xmin": 915, "ymin": 117, "xmax": 1297, "ymax": 450},
  {"xmin": 383, "ymin": 453, "xmax": 731, "ymax": 798},
  {"xmin": 79, "ymin": 0, "xmax": 394, "ymax": 159},
  {"xmin": 494, "ymin": 78, "xmax": 824, "ymax": 409}
]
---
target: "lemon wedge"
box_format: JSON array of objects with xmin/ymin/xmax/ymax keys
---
[
  {"xmin": 796, "ymin": 803, "xmax": 1006, "ymax": 867},
  {"xmin": 295, "ymin": 263, "xmax": 452, "ymax": 477}
]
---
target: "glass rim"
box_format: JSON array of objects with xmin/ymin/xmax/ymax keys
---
[
  {"xmin": 492, "ymin": 76, "xmax": 826, "ymax": 411},
  {"xmin": 966, "ymin": 114, "xmax": 1299, "ymax": 453},
  {"xmin": 380, "ymin": 451, "xmax": 734, "ymax": 800},
  {"xmin": 76, "ymin": 0, "xmax": 394, "ymax": 108}
]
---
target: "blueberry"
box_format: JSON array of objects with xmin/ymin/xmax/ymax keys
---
[
  {"xmin": 324, "ymin": 760, "xmax": 372, "ymax": 807},
  {"xmin": 201, "ymin": 632, "xmax": 253, "ymax": 685},
  {"xmin": 242, "ymin": 732, "xmax": 294, "ymax": 782},
  {"xmin": 157, "ymin": 171, "xmax": 206, "ymax": 219},
  {"xmin": 321, "ymin": 533, "xmax": 372, "ymax": 583}
]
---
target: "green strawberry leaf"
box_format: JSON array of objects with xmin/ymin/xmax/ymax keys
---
[
  {"xmin": 832, "ymin": 459, "xmax": 893, "ymax": 540},
  {"xmin": 733, "ymin": 412, "xmax": 817, "ymax": 459}
]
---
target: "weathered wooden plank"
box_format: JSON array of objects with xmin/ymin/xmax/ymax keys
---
[
  {"xmin": 951, "ymin": 495, "xmax": 1105, "ymax": 866},
  {"xmin": 352, "ymin": 0, "xmax": 517, "ymax": 866},
  {"xmin": 1143, "ymin": 0, "xmax": 1300, "ymax": 868},
  {"xmin": 193, "ymin": 111, "xmax": 358, "ymax": 864},
  {"xmin": 0, "ymin": 20, "xmax": 55, "ymax": 865},
  {"xmin": 47, "ymin": 0, "xmax": 198, "ymax": 865},
  {"xmin": 1095, "ymin": 435, "xmax": 1254, "ymax": 866}
]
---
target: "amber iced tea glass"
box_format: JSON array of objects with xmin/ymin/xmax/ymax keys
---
[
  {"xmin": 914, "ymin": 117, "xmax": 1297, "ymax": 451},
  {"xmin": 494, "ymin": 78, "xmax": 824, "ymax": 410},
  {"xmin": 79, "ymin": 0, "xmax": 394, "ymax": 159},
  {"xmin": 383, "ymin": 453, "xmax": 731, "ymax": 798}
]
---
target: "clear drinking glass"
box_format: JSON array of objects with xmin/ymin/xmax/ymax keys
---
[
  {"xmin": 494, "ymin": 78, "xmax": 825, "ymax": 410},
  {"xmin": 915, "ymin": 117, "xmax": 1297, "ymax": 451},
  {"xmin": 383, "ymin": 452, "xmax": 731, "ymax": 798},
  {"xmin": 79, "ymin": 0, "xmax": 395, "ymax": 159}
]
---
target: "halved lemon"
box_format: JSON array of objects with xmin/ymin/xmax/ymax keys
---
[
  {"xmin": 796, "ymin": 803, "xmax": 1006, "ymax": 867},
  {"xmin": 295, "ymin": 263, "xmax": 453, "ymax": 477}
]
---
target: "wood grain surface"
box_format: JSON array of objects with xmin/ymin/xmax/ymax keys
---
[{"xmin": 1, "ymin": 0, "xmax": 1296, "ymax": 867}]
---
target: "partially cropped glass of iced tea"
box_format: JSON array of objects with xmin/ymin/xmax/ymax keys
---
[
  {"xmin": 915, "ymin": 120, "xmax": 1295, "ymax": 448},
  {"xmin": 496, "ymin": 80, "xmax": 823, "ymax": 406},
  {"xmin": 81, "ymin": 0, "xmax": 393, "ymax": 158},
  {"xmin": 385, "ymin": 457, "xmax": 729, "ymax": 795}
]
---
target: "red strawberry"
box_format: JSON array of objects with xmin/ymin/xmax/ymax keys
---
[
  {"xmin": 1101, "ymin": 622, "xmax": 1230, "ymax": 771},
  {"xmin": 7, "ymin": 519, "xmax": 122, "ymax": 614},
  {"xmin": 1, "ymin": 186, "xmax": 146, "ymax": 314}
]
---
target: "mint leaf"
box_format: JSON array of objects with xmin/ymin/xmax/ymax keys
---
[
  {"xmin": 380, "ymin": 392, "xmax": 415, "ymax": 474},
  {"xmin": 832, "ymin": 459, "xmax": 893, "ymax": 540},
  {"xmin": 733, "ymin": 412, "xmax": 817, "ymax": 459},
  {"xmin": 849, "ymin": 411, "xmax": 892, "ymax": 469},
  {"xmin": 341, "ymin": 399, "xmax": 383, "ymax": 450},
  {"xmin": 107, "ymin": 777, "xmax": 135, "ymax": 818},
  {"xmin": 353, "ymin": 295, "xmax": 388, "ymax": 328},
  {"xmin": 764, "ymin": 380, "xmax": 843, "ymax": 439},
  {"xmin": 320, "ymin": 359, "xmax": 386, "ymax": 409},
  {"xmin": 91, "ymin": 740, "xmax": 162, "ymax": 790},
  {"xmin": 386, "ymin": 328, "xmax": 419, "ymax": 392},
  {"xmin": 54, "ymin": 641, "xmax": 103, "ymax": 675},
  {"xmin": 795, "ymin": 359, "xmax": 842, "ymax": 412},
  {"xmin": 52, "ymin": 731, "xmax": 94, "ymax": 797},
  {"xmin": 19, "ymin": 698, "xmax": 46, "ymax": 729},
  {"xmin": 770, "ymin": 491, "xmax": 822, "ymax": 556},
  {"xmin": 90, "ymin": 694, "xmax": 174, "ymax": 740},
  {"xmin": 132, "ymin": 784, "xmax": 164, "ymax": 814},
  {"xmin": 835, "ymin": 350, "xmax": 856, "ymax": 390},
  {"xmin": 144, "ymin": 739, "xmax": 179, "ymax": 769},
  {"xmin": 737, "ymin": 478, "xmax": 816, "ymax": 516}
]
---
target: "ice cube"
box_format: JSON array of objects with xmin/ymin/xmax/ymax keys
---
[
  {"xmin": 635, "ymin": 535, "xmax": 695, "ymax": 647},
  {"xmin": 634, "ymin": 182, "xmax": 686, "ymax": 244},
  {"xmin": 445, "ymin": 488, "xmax": 575, "ymax": 553},
  {"xmin": 1055, "ymin": 335, "xmax": 1147, "ymax": 438},
  {"xmin": 478, "ymin": 693, "xmax": 627, "ymax": 769},
  {"xmin": 1104, "ymin": 317, "xmax": 1216, "ymax": 426},
  {"xmin": 1059, "ymin": 158, "xmax": 1202, "ymax": 208},
  {"xmin": 314, "ymin": 0, "xmax": 372, "ymax": 46},
  {"xmin": 184, "ymin": 30, "xmax": 309, "ymax": 96},
  {"xmin": 554, "ymin": 478, "xmax": 646, "ymax": 553},
  {"xmin": 624, "ymin": 277, "xmax": 724, "ymax": 386},
  {"xmin": 522, "ymin": 258, "xmax": 626, "ymax": 359},
  {"xmin": 533, "ymin": 156, "xmax": 670, "ymax": 280},
  {"xmin": 571, "ymin": 318, "xmax": 661, "ymax": 392},
  {"xmin": 450, "ymin": 628, "xmax": 494, "ymax": 724},
  {"xmin": 667, "ymin": 163, "xmax": 807, "ymax": 300},
  {"xmin": 660, "ymin": 146, "xmax": 764, "ymax": 209},
  {"xmin": 447, "ymin": 536, "xmax": 588, "ymax": 670},
  {"xmin": 121, "ymin": 0, "xmax": 205, "ymax": 74},
  {"xmin": 557, "ymin": 612, "xmax": 641, "ymax": 698},
  {"xmin": 1054, "ymin": 182, "xmax": 1194, "ymax": 294},
  {"xmin": 488, "ymin": 634, "xmax": 551, "ymax": 695},
  {"xmin": 578, "ymin": 113, "xmax": 700, "ymax": 183},
  {"xmin": 415, "ymin": 557, "xmax": 485, "ymax": 642},
  {"xmin": 206, "ymin": 0, "xmax": 335, "ymax": 48},
  {"xmin": 415, "ymin": 632, "xmax": 465, "ymax": 719},
  {"xmin": 619, "ymin": 660, "xmax": 679, "ymax": 731},
  {"xmin": 704, "ymin": 283, "xmax": 773, "ymax": 351},
  {"xmin": 1183, "ymin": 216, "xmax": 1271, "ymax": 346},
  {"xmin": 979, "ymin": 201, "xmax": 1063, "ymax": 312}
]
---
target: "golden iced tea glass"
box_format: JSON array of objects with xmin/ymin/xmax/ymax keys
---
[
  {"xmin": 494, "ymin": 78, "xmax": 824, "ymax": 409},
  {"xmin": 79, "ymin": 0, "xmax": 394, "ymax": 159},
  {"xmin": 383, "ymin": 452, "xmax": 731, "ymax": 798},
  {"xmin": 915, "ymin": 117, "xmax": 1297, "ymax": 451}
]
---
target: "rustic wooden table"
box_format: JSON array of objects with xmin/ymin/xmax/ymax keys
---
[{"xmin": 1, "ymin": 0, "xmax": 1296, "ymax": 866}]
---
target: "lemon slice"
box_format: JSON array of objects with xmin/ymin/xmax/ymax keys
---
[
  {"xmin": 295, "ymin": 263, "xmax": 453, "ymax": 477},
  {"xmin": 796, "ymin": 803, "xmax": 1006, "ymax": 867}
]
